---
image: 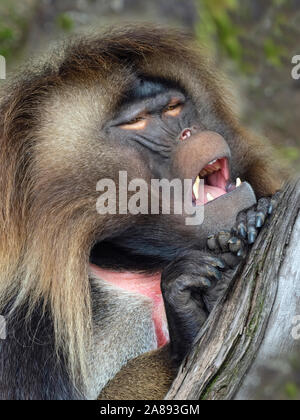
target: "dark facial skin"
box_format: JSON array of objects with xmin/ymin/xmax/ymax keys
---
[
  {"xmin": 92, "ymin": 77, "xmax": 234, "ymax": 268},
  {"xmin": 91, "ymin": 77, "xmax": 276, "ymax": 366},
  {"xmin": 105, "ymin": 78, "xmax": 199, "ymax": 179},
  {"xmin": 92, "ymin": 78, "xmax": 200, "ymax": 269}
]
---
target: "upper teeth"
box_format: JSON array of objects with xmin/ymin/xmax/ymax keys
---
[
  {"xmin": 199, "ymin": 161, "xmax": 222, "ymax": 178},
  {"xmin": 208, "ymin": 159, "xmax": 217, "ymax": 165},
  {"xmin": 193, "ymin": 176, "xmax": 200, "ymax": 201},
  {"xmin": 236, "ymin": 177, "xmax": 242, "ymax": 187}
]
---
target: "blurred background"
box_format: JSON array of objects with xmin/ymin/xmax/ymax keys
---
[
  {"xmin": 0, "ymin": 0, "xmax": 299, "ymax": 173},
  {"xmin": 0, "ymin": 0, "xmax": 299, "ymax": 400}
]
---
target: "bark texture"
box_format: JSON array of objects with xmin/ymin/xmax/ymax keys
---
[{"xmin": 166, "ymin": 178, "xmax": 300, "ymax": 400}]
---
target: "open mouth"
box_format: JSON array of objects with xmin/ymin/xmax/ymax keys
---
[{"xmin": 192, "ymin": 157, "xmax": 241, "ymax": 206}]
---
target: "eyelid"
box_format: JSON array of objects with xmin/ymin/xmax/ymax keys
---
[
  {"xmin": 163, "ymin": 101, "xmax": 183, "ymax": 117},
  {"xmin": 119, "ymin": 116, "xmax": 148, "ymax": 130}
]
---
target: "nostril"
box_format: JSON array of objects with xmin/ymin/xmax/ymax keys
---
[{"xmin": 180, "ymin": 128, "xmax": 192, "ymax": 141}]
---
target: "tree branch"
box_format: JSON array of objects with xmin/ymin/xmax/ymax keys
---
[{"xmin": 166, "ymin": 178, "xmax": 300, "ymax": 400}]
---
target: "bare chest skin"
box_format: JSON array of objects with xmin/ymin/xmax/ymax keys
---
[{"xmin": 90, "ymin": 264, "xmax": 169, "ymax": 348}]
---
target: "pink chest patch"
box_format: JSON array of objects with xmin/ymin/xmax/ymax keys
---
[{"xmin": 90, "ymin": 264, "xmax": 169, "ymax": 348}]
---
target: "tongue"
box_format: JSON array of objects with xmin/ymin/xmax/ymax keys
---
[
  {"xmin": 195, "ymin": 167, "xmax": 228, "ymax": 206},
  {"xmin": 196, "ymin": 184, "xmax": 227, "ymax": 206}
]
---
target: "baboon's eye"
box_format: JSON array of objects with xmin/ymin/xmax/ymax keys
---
[
  {"xmin": 163, "ymin": 100, "xmax": 183, "ymax": 117},
  {"xmin": 120, "ymin": 116, "xmax": 148, "ymax": 130}
]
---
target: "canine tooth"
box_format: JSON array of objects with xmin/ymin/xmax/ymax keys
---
[
  {"xmin": 236, "ymin": 177, "xmax": 242, "ymax": 187},
  {"xmin": 193, "ymin": 176, "xmax": 200, "ymax": 200},
  {"xmin": 208, "ymin": 159, "xmax": 217, "ymax": 165},
  {"xmin": 208, "ymin": 163, "xmax": 221, "ymax": 172},
  {"xmin": 207, "ymin": 192, "xmax": 214, "ymax": 202}
]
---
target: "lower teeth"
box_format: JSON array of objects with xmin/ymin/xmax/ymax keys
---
[{"xmin": 236, "ymin": 178, "xmax": 242, "ymax": 187}]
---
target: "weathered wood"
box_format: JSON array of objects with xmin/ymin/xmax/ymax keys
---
[{"xmin": 166, "ymin": 178, "xmax": 300, "ymax": 400}]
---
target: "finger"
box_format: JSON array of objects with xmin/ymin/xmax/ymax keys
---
[
  {"xmin": 255, "ymin": 198, "xmax": 269, "ymax": 228},
  {"xmin": 268, "ymin": 191, "xmax": 281, "ymax": 215},
  {"xmin": 228, "ymin": 236, "xmax": 243, "ymax": 254},
  {"xmin": 197, "ymin": 277, "xmax": 212, "ymax": 290},
  {"xmin": 201, "ymin": 264, "xmax": 222, "ymax": 282},
  {"xmin": 237, "ymin": 247, "xmax": 248, "ymax": 259},
  {"xmin": 236, "ymin": 211, "xmax": 247, "ymax": 239},
  {"xmin": 247, "ymin": 209, "xmax": 257, "ymax": 244},
  {"xmin": 217, "ymin": 231, "xmax": 231, "ymax": 252},
  {"xmin": 201, "ymin": 255, "xmax": 226, "ymax": 270},
  {"xmin": 221, "ymin": 252, "xmax": 241, "ymax": 268},
  {"xmin": 207, "ymin": 235, "xmax": 220, "ymax": 252},
  {"xmin": 180, "ymin": 275, "xmax": 212, "ymax": 292}
]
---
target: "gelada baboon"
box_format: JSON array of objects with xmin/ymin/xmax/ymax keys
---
[{"xmin": 0, "ymin": 26, "xmax": 282, "ymax": 400}]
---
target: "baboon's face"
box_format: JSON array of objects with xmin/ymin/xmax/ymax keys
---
[{"xmin": 34, "ymin": 75, "xmax": 235, "ymax": 219}]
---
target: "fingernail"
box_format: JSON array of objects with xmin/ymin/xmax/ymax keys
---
[
  {"xmin": 217, "ymin": 260, "xmax": 226, "ymax": 269},
  {"xmin": 237, "ymin": 249, "xmax": 246, "ymax": 258},
  {"xmin": 202, "ymin": 278, "xmax": 211, "ymax": 288},
  {"xmin": 248, "ymin": 231, "xmax": 257, "ymax": 244},
  {"xmin": 209, "ymin": 269, "xmax": 222, "ymax": 281},
  {"xmin": 239, "ymin": 226, "xmax": 247, "ymax": 239},
  {"xmin": 256, "ymin": 216, "xmax": 263, "ymax": 228}
]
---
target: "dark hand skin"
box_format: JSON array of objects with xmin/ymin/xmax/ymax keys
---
[
  {"xmin": 161, "ymin": 250, "xmax": 226, "ymax": 366},
  {"xmin": 234, "ymin": 193, "xmax": 281, "ymax": 244},
  {"xmin": 161, "ymin": 193, "xmax": 280, "ymax": 367},
  {"xmin": 207, "ymin": 192, "xmax": 281, "ymax": 256}
]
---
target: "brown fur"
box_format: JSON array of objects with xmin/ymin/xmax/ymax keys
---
[
  {"xmin": 99, "ymin": 346, "xmax": 173, "ymax": 400},
  {"xmin": 0, "ymin": 24, "xmax": 284, "ymax": 399}
]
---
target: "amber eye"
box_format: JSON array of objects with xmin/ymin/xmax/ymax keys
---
[
  {"xmin": 163, "ymin": 102, "xmax": 183, "ymax": 117},
  {"xmin": 120, "ymin": 116, "xmax": 148, "ymax": 130}
]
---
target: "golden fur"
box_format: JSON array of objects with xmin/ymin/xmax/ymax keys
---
[{"xmin": 0, "ymin": 25, "xmax": 283, "ymax": 396}]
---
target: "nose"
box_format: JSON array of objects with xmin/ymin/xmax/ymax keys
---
[
  {"xmin": 180, "ymin": 126, "xmax": 198, "ymax": 141},
  {"xmin": 180, "ymin": 128, "xmax": 192, "ymax": 141}
]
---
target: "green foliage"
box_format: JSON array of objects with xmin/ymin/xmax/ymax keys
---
[
  {"xmin": 196, "ymin": 0, "xmax": 289, "ymax": 71},
  {"xmin": 0, "ymin": 0, "xmax": 29, "ymax": 58},
  {"xmin": 277, "ymin": 146, "xmax": 300, "ymax": 164},
  {"xmin": 284, "ymin": 382, "xmax": 300, "ymax": 400},
  {"xmin": 0, "ymin": 26, "xmax": 15, "ymax": 56},
  {"xmin": 272, "ymin": 0, "xmax": 289, "ymax": 7},
  {"xmin": 56, "ymin": 13, "xmax": 74, "ymax": 32},
  {"xmin": 264, "ymin": 38, "xmax": 285, "ymax": 67},
  {"xmin": 196, "ymin": 0, "xmax": 242, "ymax": 64}
]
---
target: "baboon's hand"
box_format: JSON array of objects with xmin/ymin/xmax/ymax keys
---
[
  {"xmin": 161, "ymin": 251, "xmax": 226, "ymax": 366},
  {"xmin": 207, "ymin": 230, "xmax": 247, "ymax": 264},
  {"xmin": 233, "ymin": 192, "xmax": 280, "ymax": 244},
  {"xmin": 207, "ymin": 192, "xmax": 280, "ymax": 263}
]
